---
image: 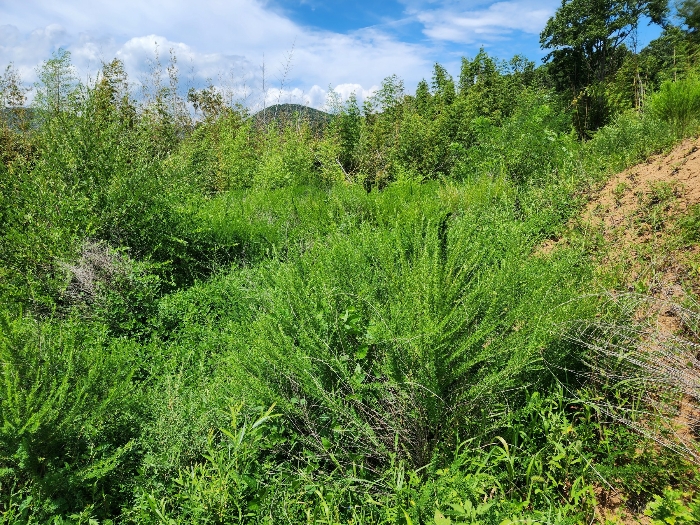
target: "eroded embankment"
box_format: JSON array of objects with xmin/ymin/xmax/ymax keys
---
[{"xmin": 549, "ymin": 138, "xmax": 700, "ymax": 523}]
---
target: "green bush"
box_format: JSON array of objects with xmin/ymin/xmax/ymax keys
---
[
  {"xmin": 453, "ymin": 92, "xmax": 575, "ymax": 184},
  {"xmin": 154, "ymin": 180, "xmax": 594, "ymax": 474},
  {"xmin": 0, "ymin": 315, "xmax": 141, "ymax": 521},
  {"xmin": 645, "ymin": 488, "xmax": 700, "ymax": 524},
  {"xmin": 648, "ymin": 76, "xmax": 700, "ymax": 137},
  {"xmin": 586, "ymin": 109, "xmax": 674, "ymax": 175},
  {"xmin": 134, "ymin": 405, "xmax": 281, "ymax": 524}
]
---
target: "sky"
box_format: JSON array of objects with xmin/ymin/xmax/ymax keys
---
[{"xmin": 0, "ymin": 0, "xmax": 666, "ymax": 110}]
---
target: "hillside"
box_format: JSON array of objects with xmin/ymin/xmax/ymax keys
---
[
  {"xmin": 251, "ymin": 103, "xmax": 332, "ymax": 131},
  {"xmin": 544, "ymin": 139, "xmax": 700, "ymax": 522},
  {"xmin": 586, "ymin": 138, "xmax": 700, "ymax": 297},
  {"xmin": 4, "ymin": 43, "xmax": 700, "ymax": 523}
]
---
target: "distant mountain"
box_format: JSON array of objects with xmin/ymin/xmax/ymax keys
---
[{"xmin": 251, "ymin": 103, "xmax": 333, "ymax": 133}]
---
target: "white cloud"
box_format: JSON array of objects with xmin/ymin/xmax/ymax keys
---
[
  {"xmin": 332, "ymin": 83, "xmax": 379, "ymax": 103},
  {"xmin": 0, "ymin": 0, "xmax": 430, "ymax": 109},
  {"xmin": 0, "ymin": 1, "xmax": 557, "ymax": 109},
  {"xmin": 404, "ymin": 0, "xmax": 558, "ymax": 44}
]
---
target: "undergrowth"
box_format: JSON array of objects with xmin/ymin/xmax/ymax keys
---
[{"xmin": 0, "ymin": 48, "xmax": 698, "ymax": 524}]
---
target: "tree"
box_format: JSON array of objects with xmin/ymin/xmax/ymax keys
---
[
  {"xmin": 540, "ymin": 0, "xmax": 668, "ymax": 134},
  {"xmin": 0, "ymin": 64, "xmax": 30, "ymax": 130},
  {"xmin": 677, "ymin": 0, "xmax": 700, "ymax": 35},
  {"xmin": 431, "ymin": 63, "xmax": 456, "ymax": 108},
  {"xmin": 187, "ymin": 83, "xmax": 225, "ymax": 122},
  {"xmin": 0, "ymin": 64, "xmax": 32, "ymax": 166},
  {"xmin": 414, "ymin": 79, "xmax": 432, "ymax": 117},
  {"xmin": 365, "ymin": 74, "xmax": 405, "ymax": 117},
  {"xmin": 93, "ymin": 59, "xmax": 135, "ymax": 126},
  {"xmin": 33, "ymin": 48, "xmax": 77, "ymax": 115},
  {"xmin": 334, "ymin": 92, "xmax": 362, "ymax": 174},
  {"xmin": 0, "ymin": 64, "xmax": 29, "ymax": 109},
  {"xmin": 458, "ymin": 48, "xmax": 498, "ymax": 94}
]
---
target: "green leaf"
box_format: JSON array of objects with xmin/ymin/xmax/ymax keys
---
[{"xmin": 434, "ymin": 509, "xmax": 452, "ymax": 525}]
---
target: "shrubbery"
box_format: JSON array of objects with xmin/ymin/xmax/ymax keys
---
[{"xmin": 1, "ymin": 42, "xmax": 699, "ymax": 523}]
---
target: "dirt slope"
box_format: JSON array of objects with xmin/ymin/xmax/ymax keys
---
[
  {"xmin": 546, "ymin": 138, "xmax": 700, "ymax": 523},
  {"xmin": 583, "ymin": 138, "xmax": 700, "ymax": 302}
]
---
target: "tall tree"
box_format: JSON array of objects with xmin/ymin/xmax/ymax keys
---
[
  {"xmin": 677, "ymin": 0, "xmax": 700, "ymax": 35},
  {"xmin": 430, "ymin": 63, "xmax": 456, "ymax": 108},
  {"xmin": 458, "ymin": 48, "xmax": 498, "ymax": 94},
  {"xmin": 0, "ymin": 64, "xmax": 30, "ymax": 130},
  {"xmin": 414, "ymin": 79, "xmax": 432, "ymax": 117},
  {"xmin": 540, "ymin": 0, "xmax": 668, "ymax": 134}
]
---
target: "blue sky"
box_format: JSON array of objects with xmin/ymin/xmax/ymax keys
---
[{"xmin": 0, "ymin": 0, "xmax": 666, "ymax": 109}]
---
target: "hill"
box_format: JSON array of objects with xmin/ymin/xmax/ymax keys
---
[{"xmin": 251, "ymin": 103, "xmax": 332, "ymax": 132}]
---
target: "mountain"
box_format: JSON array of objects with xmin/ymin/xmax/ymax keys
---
[{"xmin": 251, "ymin": 103, "xmax": 333, "ymax": 133}]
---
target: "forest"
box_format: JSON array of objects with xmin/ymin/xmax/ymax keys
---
[{"xmin": 3, "ymin": 0, "xmax": 700, "ymax": 523}]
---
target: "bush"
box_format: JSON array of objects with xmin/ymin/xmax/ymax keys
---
[
  {"xmin": 0, "ymin": 315, "xmax": 141, "ymax": 521},
  {"xmin": 648, "ymin": 76, "xmax": 700, "ymax": 137},
  {"xmin": 155, "ymin": 181, "xmax": 594, "ymax": 473},
  {"xmin": 59, "ymin": 241, "xmax": 162, "ymax": 337},
  {"xmin": 586, "ymin": 109, "xmax": 674, "ymax": 175},
  {"xmin": 133, "ymin": 405, "xmax": 281, "ymax": 524}
]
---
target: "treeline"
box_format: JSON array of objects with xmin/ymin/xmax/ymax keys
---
[
  {"xmin": 1, "ymin": 1, "xmax": 700, "ymax": 523},
  {"xmin": 3, "ymin": 0, "xmax": 700, "ymax": 192}
]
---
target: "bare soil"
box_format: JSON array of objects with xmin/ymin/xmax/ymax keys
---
[
  {"xmin": 584, "ymin": 137, "xmax": 700, "ymax": 301},
  {"xmin": 542, "ymin": 138, "xmax": 700, "ymax": 522}
]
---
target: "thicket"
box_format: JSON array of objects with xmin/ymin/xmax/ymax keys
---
[{"xmin": 2, "ymin": 3, "xmax": 700, "ymax": 522}]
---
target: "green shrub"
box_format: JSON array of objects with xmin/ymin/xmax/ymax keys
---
[
  {"xmin": 59, "ymin": 241, "xmax": 162, "ymax": 338},
  {"xmin": 648, "ymin": 76, "xmax": 700, "ymax": 137},
  {"xmin": 254, "ymin": 122, "xmax": 317, "ymax": 189},
  {"xmin": 645, "ymin": 488, "xmax": 700, "ymax": 524},
  {"xmin": 680, "ymin": 204, "xmax": 700, "ymax": 244},
  {"xmin": 156, "ymin": 181, "xmax": 594, "ymax": 473},
  {"xmin": 586, "ymin": 109, "xmax": 674, "ymax": 175},
  {"xmin": 0, "ymin": 314, "xmax": 141, "ymax": 521},
  {"xmin": 134, "ymin": 405, "xmax": 281, "ymax": 524},
  {"xmin": 452, "ymin": 92, "xmax": 575, "ymax": 185}
]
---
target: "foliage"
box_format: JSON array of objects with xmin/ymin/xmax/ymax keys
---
[
  {"xmin": 645, "ymin": 488, "xmax": 700, "ymax": 524},
  {"xmin": 541, "ymin": 0, "xmax": 668, "ymax": 134},
  {"xmin": 1, "ymin": 39, "xmax": 699, "ymax": 524},
  {"xmin": 0, "ymin": 314, "xmax": 140, "ymax": 521},
  {"xmin": 678, "ymin": 0, "xmax": 700, "ymax": 36},
  {"xmin": 32, "ymin": 48, "xmax": 77, "ymax": 117},
  {"xmin": 648, "ymin": 75, "xmax": 700, "ymax": 136}
]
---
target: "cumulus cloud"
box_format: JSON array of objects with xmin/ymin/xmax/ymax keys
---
[
  {"xmin": 0, "ymin": 0, "xmax": 559, "ymax": 109},
  {"xmin": 0, "ymin": 0, "xmax": 431, "ymax": 109},
  {"xmin": 332, "ymin": 83, "xmax": 379, "ymax": 103}
]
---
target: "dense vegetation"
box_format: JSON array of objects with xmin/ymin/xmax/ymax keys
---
[{"xmin": 2, "ymin": 1, "xmax": 700, "ymax": 522}]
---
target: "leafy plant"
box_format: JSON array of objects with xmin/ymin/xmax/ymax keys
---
[
  {"xmin": 645, "ymin": 488, "xmax": 700, "ymax": 524},
  {"xmin": 648, "ymin": 76, "xmax": 700, "ymax": 137}
]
